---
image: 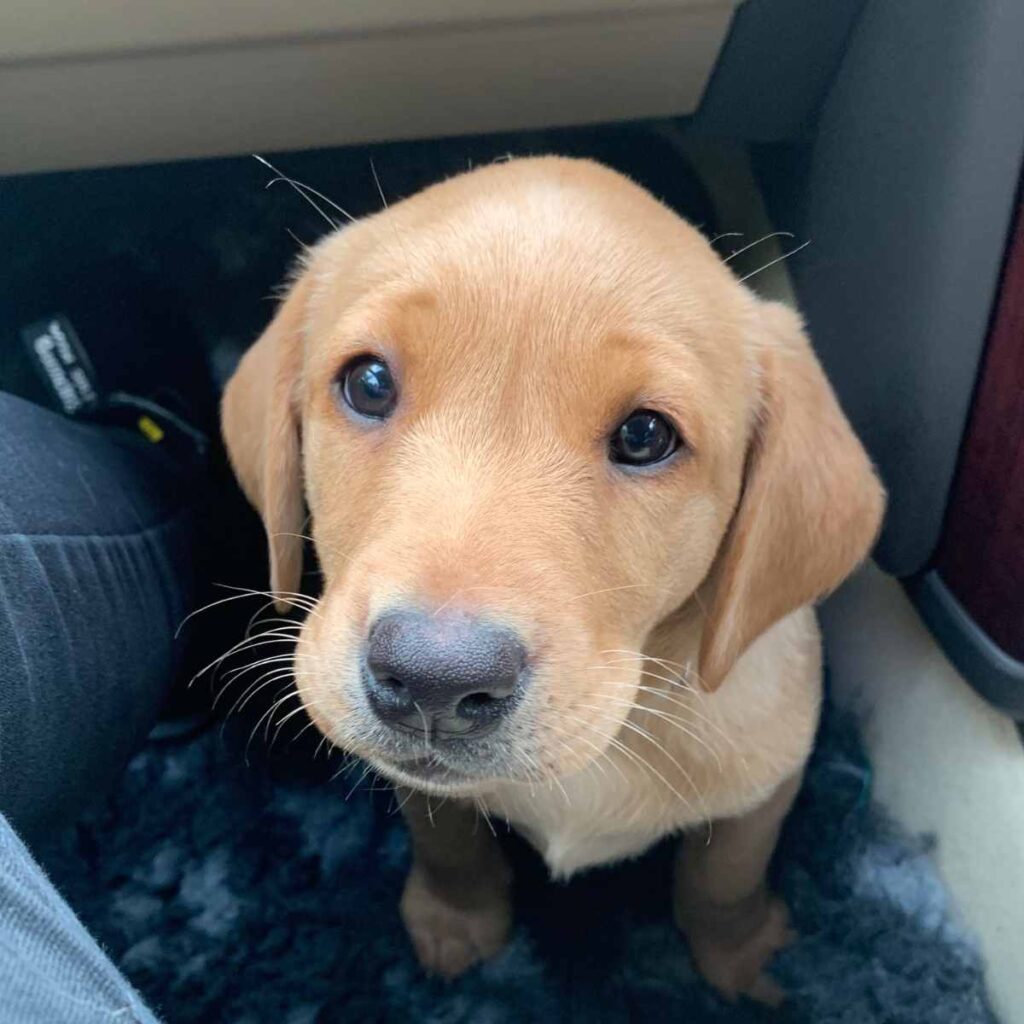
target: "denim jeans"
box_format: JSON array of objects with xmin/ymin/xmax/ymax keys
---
[
  {"xmin": 0, "ymin": 813, "xmax": 161, "ymax": 1023},
  {"xmin": 0, "ymin": 391, "xmax": 197, "ymax": 1021}
]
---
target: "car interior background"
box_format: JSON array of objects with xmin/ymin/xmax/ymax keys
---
[{"xmin": 2, "ymin": 1, "xmax": 1023, "ymax": 1022}]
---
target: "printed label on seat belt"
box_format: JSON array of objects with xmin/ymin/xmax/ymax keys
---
[{"xmin": 20, "ymin": 315, "xmax": 100, "ymax": 416}]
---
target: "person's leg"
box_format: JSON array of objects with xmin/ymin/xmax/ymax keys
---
[
  {"xmin": 0, "ymin": 391, "xmax": 202, "ymax": 1021},
  {"xmin": 0, "ymin": 810, "xmax": 162, "ymax": 1024},
  {"xmin": 0, "ymin": 390, "xmax": 200, "ymax": 842}
]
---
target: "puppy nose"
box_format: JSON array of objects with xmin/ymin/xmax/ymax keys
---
[{"xmin": 364, "ymin": 610, "xmax": 527, "ymax": 738}]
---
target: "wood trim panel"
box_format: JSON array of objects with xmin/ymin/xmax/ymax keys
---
[{"xmin": 936, "ymin": 193, "xmax": 1024, "ymax": 660}]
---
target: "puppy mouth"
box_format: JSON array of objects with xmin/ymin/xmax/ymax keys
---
[{"xmin": 378, "ymin": 754, "xmax": 483, "ymax": 789}]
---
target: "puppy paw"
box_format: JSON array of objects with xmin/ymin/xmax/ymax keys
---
[
  {"xmin": 400, "ymin": 866, "xmax": 512, "ymax": 979},
  {"xmin": 684, "ymin": 895, "xmax": 795, "ymax": 1007}
]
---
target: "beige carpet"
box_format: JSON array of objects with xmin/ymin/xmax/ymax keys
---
[{"xmin": 822, "ymin": 564, "xmax": 1024, "ymax": 1024}]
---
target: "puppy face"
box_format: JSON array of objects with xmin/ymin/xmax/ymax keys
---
[{"xmin": 223, "ymin": 158, "xmax": 883, "ymax": 795}]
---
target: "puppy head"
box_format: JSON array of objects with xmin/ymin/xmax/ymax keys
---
[{"xmin": 223, "ymin": 157, "xmax": 883, "ymax": 794}]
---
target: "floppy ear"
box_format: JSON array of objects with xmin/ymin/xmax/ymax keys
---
[
  {"xmin": 698, "ymin": 302, "xmax": 885, "ymax": 691},
  {"xmin": 222, "ymin": 271, "xmax": 312, "ymax": 611}
]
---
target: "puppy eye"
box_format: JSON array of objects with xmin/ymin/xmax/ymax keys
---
[
  {"xmin": 338, "ymin": 355, "xmax": 397, "ymax": 420},
  {"xmin": 609, "ymin": 410, "xmax": 680, "ymax": 467}
]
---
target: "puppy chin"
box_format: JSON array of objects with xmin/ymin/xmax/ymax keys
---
[{"xmin": 371, "ymin": 756, "xmax": 494, "ymax": 797}]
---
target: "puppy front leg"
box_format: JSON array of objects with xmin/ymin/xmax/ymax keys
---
[
  {"xmin": 398, "ymin": 787, "xmax": 512, "ymax": 979},
  {"xmin": 673, "ymin": 772, "xmax": 802, "ymax": 1006}
]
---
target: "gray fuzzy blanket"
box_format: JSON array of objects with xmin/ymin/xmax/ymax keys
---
[{"xmin": 40, "ymin": 700, "xmax": 995, "ymax": 1024}]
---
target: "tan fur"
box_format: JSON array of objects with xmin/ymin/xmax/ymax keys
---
[{"xmin": 222, "ymin": 156, "xmax": 884, "ymax": 882}]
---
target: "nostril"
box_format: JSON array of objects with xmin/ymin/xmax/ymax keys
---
[
  {"xmin": 454, "ymin": 688, "xmax": 514, "ymax": 723},
  {"xmin": 457, "ymin": 691, "xmax": 496, "ymax": 714},
  {"xmin": 364, "ymin": 668, "xmax": 415, "ymax": 719}
]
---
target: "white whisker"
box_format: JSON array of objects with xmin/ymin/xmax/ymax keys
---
[
  {"xmin": 253, "ymin": 154, "xmax": 356, "ymax": 227},
  {"xmin": 738, "ymin": 238, "xmax": 811, "ymax": 283},
  {"xmin": 369, "ymin": 157, "xmax": 389, "ymax": 210},
  {"xmin": 565, "ymin": 697, "xmax": 710, "ymax": 829},
  {"xmin": 722, "ymin": 230, "xmax": 794, "ymax": 263}
]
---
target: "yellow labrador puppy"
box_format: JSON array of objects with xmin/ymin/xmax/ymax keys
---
[{"xmin": 223, "ymin": 157, "xmax": 884, "ymax": 1004}]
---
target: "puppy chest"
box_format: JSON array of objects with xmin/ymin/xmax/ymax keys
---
[{"xmin": 482, "ymin": 773, "xmax": 676, "ymax": 879}]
